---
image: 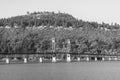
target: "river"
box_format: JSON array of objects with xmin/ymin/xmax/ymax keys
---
[{"xmin": 0, "ymin": 61, "xmax": 120, "ymax": 80}]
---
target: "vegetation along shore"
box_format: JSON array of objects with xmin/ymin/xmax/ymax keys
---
[{"xmin": 0, "ymin": 11, "xmax": 120, "ymax": 64}]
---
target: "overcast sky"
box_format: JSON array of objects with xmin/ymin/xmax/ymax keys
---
[{"xmin": 0, "ymin": 0, "xmax": 120, "ymax": 24}]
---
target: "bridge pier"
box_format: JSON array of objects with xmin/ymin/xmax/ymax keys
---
[
  {"xmin": 86, "ymin": 56, "xmax": 89, "ymax": 61},
  {"xmin": 102, "ymin": 57, "xmax": 105, "ymax": 61},
  {"xmin": 114, "ymin": 57, "xmax": 117, "ymax": 61},
  {"xmin": 5, "ymin": 58, "xmax": 9, "ymax": 64},
  {"xmin": 52, "ymin": 57, "xmax": 56, "ymax": 63},
  {"xmin": 23, "ymin": 58, "xmax": 27, "ymax": 63},
  {"xmin": 39, "ymin": 57, "xmax": 42, "ymax": 63},
  {"xmin": 95, "ymin": 57, "xmax": 97, "ymax": 61},
  {"xmin": 108, "ymin": 57, "xmax": 111, "ymax": 61},
  {"xmin": 77, "ymin": 57, "xmax": 80, "ymax": 61},
  {"xmin": 67, "ymin": 54, "xmax": 71, "ymax": 62}
]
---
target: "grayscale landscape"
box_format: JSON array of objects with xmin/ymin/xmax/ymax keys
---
[{"xmin": 0, "ymin": 0, "xmax": 120, "ymax": 80}]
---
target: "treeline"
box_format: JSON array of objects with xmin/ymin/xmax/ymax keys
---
[
  {"xmin": 0, "ymin": 11, "xmax": 120, "ymax": 54},
  {"xmin": 0, "ymin": 26, "xmax": 120, "ymax": 54}
]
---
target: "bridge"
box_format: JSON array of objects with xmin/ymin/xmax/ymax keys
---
[{"xmin": 0, "ymin": 52, "xmax": 120, "ymax": 64}]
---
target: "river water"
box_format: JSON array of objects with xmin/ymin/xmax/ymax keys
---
[{"xmin": 0, "ymin": 61, "xmax": 120, "ymax": 80}]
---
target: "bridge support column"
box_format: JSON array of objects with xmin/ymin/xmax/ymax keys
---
[
  {"xmin": 108, "ymin": 57, "xmax": 111, "ymax": 61},
  {"xmin": 86, "ymin": 57, "xmax": 89, "ymax": 61},
  {"xmin": 102, "ymin": 57, "xmax": 105, "ymax": 61},
  {"xmin": 5, "ymin": 58, "xmax": 9, "ymax": 64},
  {"xmin": 67, "ymin": 54, "xmax": 71, "ymax": 62},
  {"xmin": 23, "ymin": 58, "xmax": 27, "ymax": 63},
  {"xmin": 52, "ymin": 57, "xmax": 56, "ymax": 63},
  {"xmin": 114, "ymin": 57, "xmax": 117, "ymax": 61},
  {"xmin": 39, "ymin": 57, "xmax": 42, "ymax": 63},
  {"xmin": 77, "ymin": 57, "xmax": 80, "ymax": 61},
  {"xmin": 95, "ymin": 57, "xmax": 97, "ymax": 61}
]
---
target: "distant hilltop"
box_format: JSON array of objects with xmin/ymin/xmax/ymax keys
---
[{"xmin": 0, "ymin": 11, "xmax": 119, "ymax": 30}]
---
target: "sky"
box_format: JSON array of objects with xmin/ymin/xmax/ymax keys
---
[{"xmin": 0, "ymin": 0, "xmax": 120, "ymax": 24}]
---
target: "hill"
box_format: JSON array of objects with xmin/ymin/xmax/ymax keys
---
[{"xmin": 0, "ymin": 11, "xmax": 120, "ymax": 54}]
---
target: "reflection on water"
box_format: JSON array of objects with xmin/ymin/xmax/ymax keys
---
[{"xmin": 0, "ymin": 62, "xmax": 120, "ymax": 80}]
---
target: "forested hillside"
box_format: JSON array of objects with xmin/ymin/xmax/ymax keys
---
[{"xmin": 0, "ymin": 11, "xmax": 120, "ymax": 54}]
